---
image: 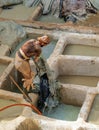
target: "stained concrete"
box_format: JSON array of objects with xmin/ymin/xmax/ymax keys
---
[{"xmin": 0, "ymin": 28, "xmax": 99, "ymax": 129}]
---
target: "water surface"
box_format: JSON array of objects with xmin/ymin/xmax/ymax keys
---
[
  {"xmin": 87, "ymin": 95, "xmax": 99, "ymax": 125},
  {"xmin": 58, "ymin": 75, "xmax": 99, "ymax": 87},
  {"xmin": 0, "ymin": 4, "xmax": 35, "ymax": 20},
  {"xmin": 44, "ymin": 103, "xmax": 80, "ymax": 121},
  {"xmin": 63, "ymin": 44, "xmax": 99, "ymax": 57},
  {"xmin": 37, "ymin": 14, "xmax": 65, "ymax": 23}
]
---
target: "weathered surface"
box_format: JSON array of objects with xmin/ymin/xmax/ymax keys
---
[
  {"xmin": 28, "ymin": 5, "xmax": 42, "ymax": 21},
  {"xmin": 1, "ymin": 38, "xmax": 99, "ymax": 129},
  {"xmin": 0, "ymin": 44, "xmax": 10, "ymax": 56},
  {"xmin": 90, "ymin": 0, "xmax": 99, "ymax": 10},
  {"xmin": 0, "ymin": 10, "xmax": 99, "ymax": 129},
  {"xmin": 41, "ymin": 0, "xmax": 54, "ymax": 14},
  {"xmin": 0, "ymin": 18, "xmax": 99, "ymax": 34},
  {"xmin": 23, "ymin": 0, "xmax": 35, "ymax": 7},
  {"xmin": 23, "ymin": 0, "xmax": 41, "ymax": 7},
  {"xmin": 16, "ymin": 118, "xmax": 41, "ymax": 130},
  {"xmin": 0, "ymin": 0, "xmax": 22, "ymax": 7},
  {"xmin": 0, "ymin": 8, "xmax": 2, "ymax": 14},
  {"xmin": 0, "ymin": 21, "xmax": 26, "ymax": 51}
]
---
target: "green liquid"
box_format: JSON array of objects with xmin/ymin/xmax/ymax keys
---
[
  {"xmin": 0, "ymin": 99, "xmax": 24, "ymax": 121},
  {"xmin": 88, "ymin": 95, "xmax": 99, "ymax": 125},
  {"xmin": 63, "ymin": 44, "xmax": 99, "ymax": 57},
  {"xmin": 43, "ymin": 103, "xmax": 80, "ymax": 121},
  {"xmin": 58, "ymin": 75, "xmax": 99, "ymax": 87}
]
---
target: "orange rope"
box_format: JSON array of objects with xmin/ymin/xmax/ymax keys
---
[
  {"xmin": 0, "ymin": 103, "xmax": 42, "ymax": 115},
  {"xmin": 9, "ymin": 76, "xmax": 42, "ymax": 115}
]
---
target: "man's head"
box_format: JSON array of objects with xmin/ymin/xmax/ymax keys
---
[{"xmin": 37, "ymin": 35, "xmax": 50, "ymax": 47}]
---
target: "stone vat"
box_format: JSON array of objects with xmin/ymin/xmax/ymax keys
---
[{"xmin": 0, "ymin": 29, "xmax": 99, "ymax": 129}]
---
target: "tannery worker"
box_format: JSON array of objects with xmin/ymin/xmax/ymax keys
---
[{"xmin": 14, "ymin": 35, "xmax": 50, "ymax": 93}]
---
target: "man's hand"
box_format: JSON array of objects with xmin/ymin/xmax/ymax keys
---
[{"xmin": 22, "ymin": 72, "xmax": 35, "ymax": 91}]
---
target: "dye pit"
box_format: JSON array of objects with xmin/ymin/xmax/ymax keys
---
[
  {"xmin": 0, "ymin": 4, "xmax": 36, "ymax": 20},
  {"xmin": 58, "ymin": 75, "xmax": 99, "ymax": 87},
  {"xmin": 63, "ymin": 44, "xmax": 99, "ymax": 57},
  {"xmin": 0, "ymin": 98, "xmax": 24, "ymax": 121},
  {"xmin": 87, "ymin": 95, "xmax": 99, "ymax": 125},
  {"xmin": 0, "ymin": 63, "xmax": 9, "ymax": 77},
  {"xmin": 43, "ymin": 103, "xmax": 80, "ymax": 121}
]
